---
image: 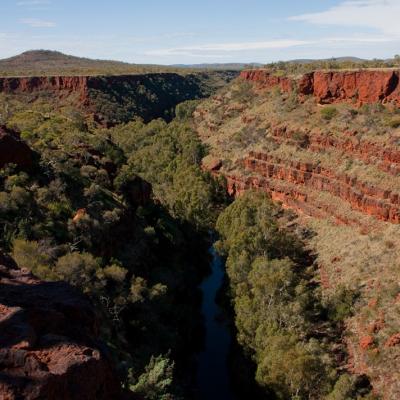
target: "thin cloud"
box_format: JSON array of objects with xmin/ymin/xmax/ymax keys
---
[
  {"xmin": 17, "ymin": 0, "xmax": 51, "ymax": 5},
  {"xmin": 290, "ymin": 0, "xmax": 400, "ymax": 37},
  {"xmin": 144, "ymin": 35, "xmax": 399, "ymax": 58},
  {"xmin": 146, "ymin": 40, "xmax": 311, "ymax": 57},
  {"xmin": 20, "ymin": 18, "xmax": 56, "ymax": 28}
]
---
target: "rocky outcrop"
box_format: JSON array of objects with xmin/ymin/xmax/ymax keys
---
[
  {"xmin": 0, "ymin": 252, "xmax": 122, "ymax": 400},
  {"xmin": 0, "ymin": 126, "xmax": 33, "ymax": 170},
  {"xmin": 240, "ymin": 70, "xmax": 294, "ymax": 93},
  {"xmin": 241, "ymin": 69, "xmax": 400, "ymax": 106}
]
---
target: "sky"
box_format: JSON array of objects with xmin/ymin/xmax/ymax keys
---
[{"xmin": 1, "ymin": 0, "xmax": 400, "ymax": 65}]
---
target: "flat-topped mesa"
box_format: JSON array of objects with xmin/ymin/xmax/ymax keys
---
[{"xmin": 240, "ymin": 69, "xmax": 400, "ymax": 105}]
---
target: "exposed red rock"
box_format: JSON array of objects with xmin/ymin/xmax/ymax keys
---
[
  {"xmin": 72, "ymin": 208, "xmax": 87, "ymax": 223},
  {"xmin": 0, "ymin": 252, "xmax": 122, "ymax": 400},
  {"xmin": 240, "ymin": 70, "xmax": 293, "ymax": 93},
  {"xmin": 385, "ymin": 333, "xmax": 400, "ymax": 347},
  {"xmin": 359, "ymin": 336, "xmax": 374, "ymax": 350},
  {"xmin": 0, "ymin": 76, "xmax": 89, "ymax": 101},
  {"xmin": 0, "ymin": 126, "xmax": 33, "ymax": 170},
  {"xmin": 240, "ymin": 69, "xmax": 400, "ymax": 106}
]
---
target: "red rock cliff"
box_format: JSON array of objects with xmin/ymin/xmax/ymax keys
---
[
  {"xmin": 0, "ymin": 76, "xmax": 90, "ymax": 100},
  {"xmin": 240, "ymin": 69, "xmax": 400, "ymax": 105},
  {"xmin": 0, "ymin": 252, "xmax": 122, "ymax": 400}
]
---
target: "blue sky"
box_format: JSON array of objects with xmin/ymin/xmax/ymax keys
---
[{"xmin": 1, "ymin": 0, "xmax": 400, "ymax": 64}]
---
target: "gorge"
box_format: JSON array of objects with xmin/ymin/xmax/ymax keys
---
[{"xmin": 1, "ymin": 52, "xmax": 400, "ymax": 399}]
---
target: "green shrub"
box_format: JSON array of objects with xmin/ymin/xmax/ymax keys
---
[
  {"xmin": 55, "ymin": 252, "xmax": 102, "ymax": 292},
  {"xmin": 129, "ymin": 355, "xmax": 175, "ymax": 400},
  {"xmin": 326, "ymin": 287, "xmax": 358, "ymax": 323},
  {"xmin": 321, "ymin": 106, "xmax": 338, "ymax": 120},
  {"xmin": 12, "ymin": 238, "xmax": 53, "ymax": 279}
]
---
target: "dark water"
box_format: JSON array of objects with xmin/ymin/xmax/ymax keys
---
[{"xmin": 196, "ymin": 245, "xmax": 236, "ymax": 400}]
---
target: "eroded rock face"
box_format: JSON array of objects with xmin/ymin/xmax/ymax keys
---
[
  {"xmin": 0, "ymin": 252, "xmax": 122, "ymax": 400},
  {"xmin": 0, "ymin": 126, "xmax": 33, "ymax": 170},
  {"xmin": 241, "ymin": 69, "xmax": 400, "ymax": 106},
  {"xmin": 0, "ymin": 76, "xmax": 89, "ymax": 100}
]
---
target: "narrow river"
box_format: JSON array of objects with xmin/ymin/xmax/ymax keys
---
[{"xmin": 196, "ymin": 244, "xmax": 236, "ymax": 400}]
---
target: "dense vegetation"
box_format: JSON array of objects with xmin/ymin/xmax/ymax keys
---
[
  {"xmin": 216, "ymin": 192, "xmax": 375, "ymax": 400},
  {"xmin": 0, "ymin": 100, "xmax": 227, "ymax": 399}
]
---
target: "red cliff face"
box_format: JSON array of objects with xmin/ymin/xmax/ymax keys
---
[
  {"xmin": 240, "ymin": 69, "xmax": 400, "ymax": 106},
  {"xmin": 240, "ymin": 70, "xmax": 293, "ymax": 92},
  {"xmin": 0, "ymin": 76, "xmax": 89, "ymax": 100},
  {"xmin": 0, "ymin": 252, "xmax": 122, "ymax": 400}
]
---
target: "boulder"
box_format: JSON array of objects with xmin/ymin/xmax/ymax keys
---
[{"xmin": 0, "ymin": 252, "xmax": 122, "ymax": 400}]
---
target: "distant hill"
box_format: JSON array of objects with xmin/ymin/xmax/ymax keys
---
[
  {"xmin": 172, "ymin": 58, "xmax": 368, "ymax": 70},
  {"xmin": 0, "ymin": 50, "xmax": 209, "ymax": 77},
  {"xmin": 172, "ymin": 63, "xmax": 263, "ymax": 70},
  {"xmin": 287, "ymin": 56, "xmax": 366, "ymax": 64}
]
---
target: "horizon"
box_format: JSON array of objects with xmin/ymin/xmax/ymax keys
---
[
  {"xmin": 1, "ymin": 0, "xmax": 400, "ymax": 65},
  {"xmin": 0, "ymin": 49, "xmax": 376, "ymax": 67}
]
